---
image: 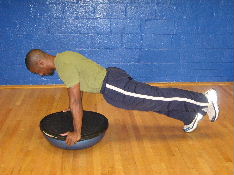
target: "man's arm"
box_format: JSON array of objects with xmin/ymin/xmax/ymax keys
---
[
  {"xmin": 63, "ymin": 90, "xmax": 83, "ymax": 112},
  {"xmin": 61, "ymin": 83, "xmax": 83, "ymax": 146}
]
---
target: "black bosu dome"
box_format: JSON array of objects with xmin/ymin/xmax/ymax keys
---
[{"xmin": 40, "ymin": 111, "xmax": 108, "ymax": 149}]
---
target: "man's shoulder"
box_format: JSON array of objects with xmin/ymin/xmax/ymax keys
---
[
  {"xmin": 55, "ymin": 51, "xmax": 81, "ymax": 64},
  {"xmin": 57, "ymin": 51, "xmax": 80, "ymax": 57}
]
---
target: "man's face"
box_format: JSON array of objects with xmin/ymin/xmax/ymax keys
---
[{"xmin": 30, "ymin": 66, "xmax": 55, "ymax": 76}]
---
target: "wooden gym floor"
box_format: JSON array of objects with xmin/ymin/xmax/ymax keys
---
[{"xmin": 0, "ymin": 83, "xmax": 233, "ymax": 175}]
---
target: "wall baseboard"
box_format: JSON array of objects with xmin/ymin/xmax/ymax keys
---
[
  {"xmin": 149, "ymin": 82, "xmax": 234, "ymax": 86},
  {"xmin": 0, "ymin": 84, "xmax": 66, "ymax": 89},
  {"xmin": 0, "ymin": 82, "xmax": 233, "ymax": 89}
]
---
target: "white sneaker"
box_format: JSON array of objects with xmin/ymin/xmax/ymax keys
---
[
  {"xmin": 204, "ymin": 89, "xmax": 219, "ymax": 122},
  {"xmin": 183, "ymin": 113, "xmax": 204, "ymax": 133}
]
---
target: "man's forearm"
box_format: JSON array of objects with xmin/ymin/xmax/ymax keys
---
[{"xmin": 70, "ymin": 101, "xmax": 83, "ymax": 133}]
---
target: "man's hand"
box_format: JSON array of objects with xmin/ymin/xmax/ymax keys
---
[{"xmin": 60, "ymin": 131, "xmax": 81, "ymax": 146}]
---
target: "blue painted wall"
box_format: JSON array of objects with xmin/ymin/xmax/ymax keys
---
[{"xmin": 0, "ymin": 0, "xmax": 233, "ymax": 85}]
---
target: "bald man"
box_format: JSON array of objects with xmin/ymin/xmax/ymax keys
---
[{"xmin": 25, "ymin": 49, "xmax": 220, "ymax": 146}]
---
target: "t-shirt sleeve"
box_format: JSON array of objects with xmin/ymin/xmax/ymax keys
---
[{"xmin": 56, "ymin": 62, "xmax": 80, "ymax": 88}]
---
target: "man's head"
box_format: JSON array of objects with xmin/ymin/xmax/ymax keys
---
[{"xmin": 25, "ymin": 49, "xmax": 55, "ymax": 76}]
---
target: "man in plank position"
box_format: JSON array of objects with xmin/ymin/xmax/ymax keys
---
[{"xmin": 25, "ymin": 49, "xmax": 219, "ymax": 146}]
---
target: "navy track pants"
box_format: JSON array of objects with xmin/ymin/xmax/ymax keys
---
[{"xmin": 100, "ymin": 67, "xmax": 209, "ymax": 125}]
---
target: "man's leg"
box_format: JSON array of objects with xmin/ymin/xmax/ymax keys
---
[{"xmin": 101, "ymin": 67, "xmax": 214, "ymax": 132}]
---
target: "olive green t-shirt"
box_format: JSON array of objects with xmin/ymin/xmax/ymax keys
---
[{"xmin": 55, "ymin": 51, "xmax": 107, "ymax": 93}]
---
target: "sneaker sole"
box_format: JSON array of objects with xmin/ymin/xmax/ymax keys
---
[
  {"xmin": 205, "ymin": 89, "xmax": 220, "ymax": 122},
  {"xmin": 211, "ymin": 101, "xmax": 219, "ymax": 122}
]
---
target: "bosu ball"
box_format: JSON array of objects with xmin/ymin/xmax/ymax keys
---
[{"xmin": 40, "ymin": 111, "xmax": 108, "ymax": 150}]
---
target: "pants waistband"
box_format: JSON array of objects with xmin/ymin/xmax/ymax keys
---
[{"xmin": 100, "ymin": 67, "xmax": 112, "ymax": 94}]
